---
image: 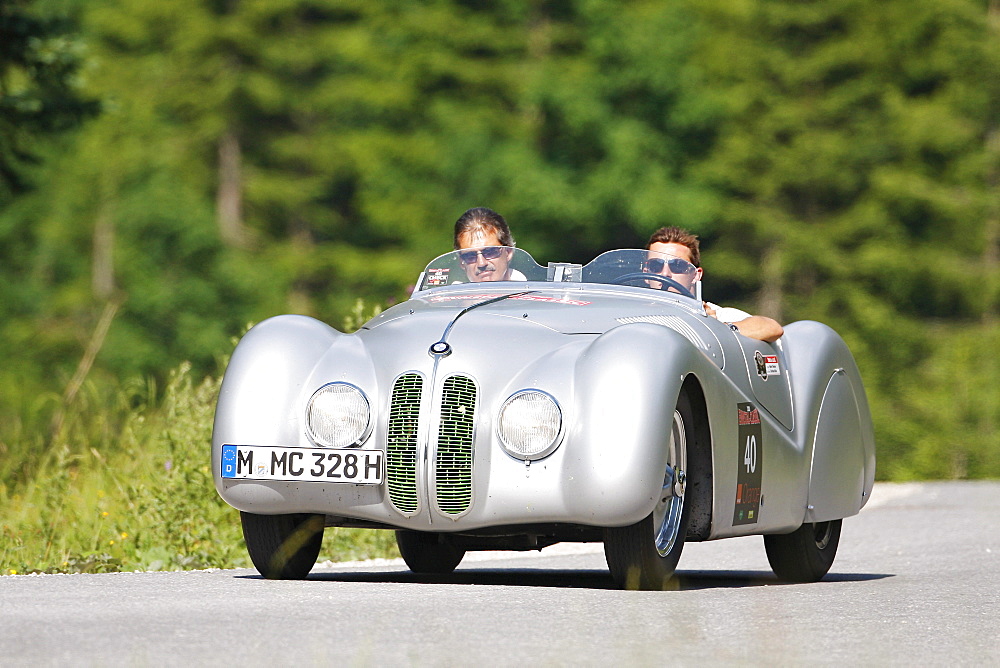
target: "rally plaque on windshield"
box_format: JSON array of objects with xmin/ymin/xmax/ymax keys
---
[{"xmin": 221, "ymin": 444, "xmax": 384, "ymax": 484}]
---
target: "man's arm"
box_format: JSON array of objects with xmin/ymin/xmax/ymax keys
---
[
  {"xmin": 730, "ymin": 315, "xmax": 784, "ymax": 343},
  {"xmin": 704, "ymin": 303, "xmax": 784, "ymax": 343}
]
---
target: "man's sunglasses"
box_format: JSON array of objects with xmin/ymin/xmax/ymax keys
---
[
  {"xmin": 458, "ymin": 246, "xmax": 506, "ymax": 264},
  {"xmin": 644, "ymin": 257, "xmax": 697, "ymax": 275}
]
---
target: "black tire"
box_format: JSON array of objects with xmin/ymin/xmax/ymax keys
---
[
  {"xmin": 764, "ymin": 519, "xmax": 842, "ymax": 582},
  {"xmin": 240, "ymin": 512, "xmax": 324, "ymax": 580},
  {"xmin": 395, "ymin": 530, "xmax": 466, "ymax": 574},
  {"xmin": 604, "ymin": 391, "xmax": 695, "ymax": 590}
]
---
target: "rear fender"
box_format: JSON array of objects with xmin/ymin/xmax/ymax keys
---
[{"xmin": 781, "ymin": 321, "xmax": 876, "ymax": 522}]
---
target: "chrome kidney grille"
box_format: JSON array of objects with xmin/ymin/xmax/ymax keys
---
[
  {"xmin": 386, "ymin": 374, "xmax": 423, "ymax": 513},
  {"xmin": 385, "ymin": 373, "xmax": 477, "ymax": 516},
  {"xmin": 435, "ymin": 375, "xmax": 476, "ymax": 515}
]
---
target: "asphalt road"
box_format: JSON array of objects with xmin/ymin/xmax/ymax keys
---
[{"xmin": 1, "ymin": 481, "xmax": 997, "ymax": 666}]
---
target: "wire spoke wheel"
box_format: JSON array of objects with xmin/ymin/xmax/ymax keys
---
[
  {"xmin": 604, "ymin": 392, "xmax": 694, "ymax": 590},
  {"xmin": 653, "ymin": 410, "xmax": 687, "ymax": 557}
]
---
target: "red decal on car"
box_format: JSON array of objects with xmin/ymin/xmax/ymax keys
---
[{"xmin": 428, "ymin": 294, "xmax": 591, "ymax": 306}]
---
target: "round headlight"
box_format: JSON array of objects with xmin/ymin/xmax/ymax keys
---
[
  {"xmin": 306, "ymin": 383, "xmax": 371, "ymax": 447},
  {"xmin": 497, "ymin": 390, "xmax": 563, "ymax": 460}
]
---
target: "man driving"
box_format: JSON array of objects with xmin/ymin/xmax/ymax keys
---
[
  {"xmin": 453, "ymin": 207, "xmax": 523, "ymax": 282},
  {"xmin": 647, "ymin": 226, "xmax": 784, "ymax": 343},
  {"xmin": 643, "ymin": 248, "xmax": 703, "ymax": 295}
]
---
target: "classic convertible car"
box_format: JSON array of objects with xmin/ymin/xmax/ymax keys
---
[{"xmin": 212, "ymin": 248, "xmax": 875, "ymax": 589}]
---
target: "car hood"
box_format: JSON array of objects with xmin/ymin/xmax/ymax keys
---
[{"xmin": 362, "ymin": 283, "xmax": 725, "ymax": 367}]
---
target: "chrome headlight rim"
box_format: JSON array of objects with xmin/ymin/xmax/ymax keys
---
[
  {"xmin": 496, "ymin": 389, "xmax": 564, "ymax": 461},
  {"xmin": 305, "ymin": 382, "xmax": 372, "ymax": 448}
]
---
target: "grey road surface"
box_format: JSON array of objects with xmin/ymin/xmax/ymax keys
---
[{"xmin": 1, "ymin": 481, "xmax": 997, "ymax": 666}]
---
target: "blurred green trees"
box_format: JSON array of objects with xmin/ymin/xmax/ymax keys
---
[
  {"xmin": 0, "ymin": 0, "xmax": 997, "ymax": 482},
  {"xmin": 0, "ymin": 0, "xmax": 96, "ymax": 198}
]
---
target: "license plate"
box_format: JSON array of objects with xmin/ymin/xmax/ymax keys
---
[{"xmin": 221, "ymin": 445, "xmax": 384, "ymax": 484}]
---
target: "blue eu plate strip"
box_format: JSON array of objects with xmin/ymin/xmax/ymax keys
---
[{"xmin": 221, "ymin": 444, "xmax": 237, "ymax": 478}]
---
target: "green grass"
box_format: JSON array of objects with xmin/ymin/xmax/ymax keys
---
[
  {"xmin": 1, "ymin": 303, "xmax": 399, "ymax": 575},
  {"xmin": 1, "ymin": 358, "xmax": 398, "ymax": 576}
]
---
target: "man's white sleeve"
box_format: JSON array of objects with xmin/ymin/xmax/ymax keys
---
[{"xmin": 707, "ymin": 302, "xmax": 752, "ymax": 323}]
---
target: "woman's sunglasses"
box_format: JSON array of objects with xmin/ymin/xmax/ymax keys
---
[
  {"xmin": 458, "ymin": 246, "xmax": 507, "ymax": 264},
  {"xmin": 644, "ymin": 257, "xmax": 697, "ymax": 275}
]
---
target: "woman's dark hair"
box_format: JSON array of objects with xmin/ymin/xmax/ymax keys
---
[{"xmin": 453, "ymin": 207, "xmax": 515, "ymax": 249}]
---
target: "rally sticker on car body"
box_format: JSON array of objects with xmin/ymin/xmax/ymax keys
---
[
  {"xmin": 754, "ymin": 351, "xmax": 780, "ymax": 381},
  {"xmin": 733, "ymin": 403, "xmax": 763, "ymax": 525}
]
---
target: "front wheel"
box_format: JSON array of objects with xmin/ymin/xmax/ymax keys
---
[
  {"xmin": 395, "ymin": 530, "xmax": 466, "ymax": 574},
  {"xmin": 240, "ymin": 512, "xmax": 324, "ymax": 580},
  {"xmin": 604, "ymin": 392, "xmax": 694, "ymax": 590},
  {"xmin": 763, "ymin": 519, "xmax": 842, "ymax": 582}
]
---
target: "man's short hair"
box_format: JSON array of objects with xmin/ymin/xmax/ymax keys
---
[
  {"xmin": 647, "ymin": 226, "xmax": 701, "ymax": 267},
  {"xmin": 454, "ymin": 207, "xmax": 515, "ymax": 249}
]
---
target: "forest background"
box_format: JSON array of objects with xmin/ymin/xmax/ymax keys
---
[{"xmin": 1, "ymin": 0, "xmax": 998, "ymax": 573}]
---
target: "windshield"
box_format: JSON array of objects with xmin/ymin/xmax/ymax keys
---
[{"xmin": 414, "ymin": 248, "xmax": 700, "ymax": 299}]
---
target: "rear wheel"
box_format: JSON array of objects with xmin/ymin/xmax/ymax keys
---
[
  {"xmin": 604, "ymin": 392, "xmax": 693, "ymax": 590},
  {"xmin": 395, "ymin": 530, "xmax": 466, "ymax": 574},
  {"xmin": 240, "ymin": 512, "xmax": 324, "ymax": 580},
  {"xmin": 764, "ymin": 519, "xmax": 842, "ymax": 582}
]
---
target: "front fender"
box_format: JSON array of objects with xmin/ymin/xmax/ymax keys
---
[
  {"xmin": 563, "ymin": 323, "xmax": 712, "ymax": 526},
  {"xmin": 212, "ymin": 315, "xmax": 353, "ymax": 498}
]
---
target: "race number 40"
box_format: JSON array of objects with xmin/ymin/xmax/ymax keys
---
[{"xmin": 734, "ymin": 403, "xmax": 763, "ymax": 525}]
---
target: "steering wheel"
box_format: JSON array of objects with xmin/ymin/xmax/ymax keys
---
[{"xmin": 610, "ymin": 272, "xmax": 695, "ymax": 299}]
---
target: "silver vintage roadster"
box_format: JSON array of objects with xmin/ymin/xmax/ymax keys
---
[{"xmin": 212, "ymin": 248, "xmax": 875, "ymax": 589}]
